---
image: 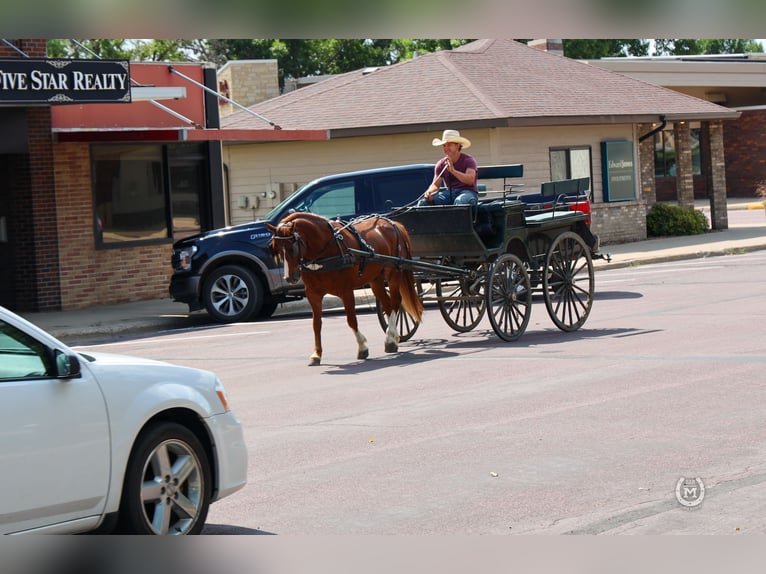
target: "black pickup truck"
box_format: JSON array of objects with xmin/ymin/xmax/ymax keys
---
[{"xmin": 169, "ymin": 164, "xmax": 434, "ymax": 323}]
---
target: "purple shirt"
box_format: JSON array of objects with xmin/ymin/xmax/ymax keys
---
[{"xmin": 436, "ymin": 153, "xmax": 478, "ymax": 192}]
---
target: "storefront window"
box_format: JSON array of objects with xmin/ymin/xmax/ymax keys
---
[
  {"xmin": 654, "ymin": 128, "xmax": 702, "ymax": 178},
  {"xmin": 168, "ymin": 143, "xmax": 204, "ymax": 240},
  {"xmin": 550, "ymin": 146, "xmax": 592, "ymax": 181},
  {"xmin": 92, "ymin": 143, "xmax": 206, "ymax": 246}
]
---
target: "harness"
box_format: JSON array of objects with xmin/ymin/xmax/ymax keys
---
[{"xmin": 273, "ymin": 216, "xmax": 387, "ymax": 274}]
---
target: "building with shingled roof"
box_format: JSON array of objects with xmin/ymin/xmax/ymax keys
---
[{"xmin": 219, "ymin": 38, "xmax": 739, "ymax": 242}]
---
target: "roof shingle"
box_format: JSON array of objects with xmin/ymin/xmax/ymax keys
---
[{"xmin": 222, "ymin": 39, "xmax": 738, "ymax": 132}]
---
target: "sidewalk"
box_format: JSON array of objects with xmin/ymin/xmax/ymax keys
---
[{"xmin": 19, "ymin": 199, "xmax": 766, "ymax": 344}]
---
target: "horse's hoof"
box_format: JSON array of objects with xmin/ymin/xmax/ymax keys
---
[
  {"xmin": 357, "ymin": 349, "xmax": 369, "ymax": 360},
  {"xmin": 309, "ymin": 357, "xmax": 321, "ymax": 366},
  {"xmin": 384, "ymin": 342, "xmax": 398, "ymax": 353}
]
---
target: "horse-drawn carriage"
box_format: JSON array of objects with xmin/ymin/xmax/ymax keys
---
[
  {"xmin": 269, "ymin": 165, "xmax": 608, "ymax": 364},
  {"xmin": 367, "ymin": 190, "xmax": 599, "ymax": 343}
]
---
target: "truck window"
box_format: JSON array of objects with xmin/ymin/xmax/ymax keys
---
[
  {"xmin": 372, "ymin": 172, "xmax": 431, "ymax": 212},
  {"xmin": 292, "ymin": 181, "xmax": 357, "ymax": 219}
]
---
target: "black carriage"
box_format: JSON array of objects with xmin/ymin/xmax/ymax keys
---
[{"xmin": 350, "ymin": 165, "xmax": 603, "ymax": 343}]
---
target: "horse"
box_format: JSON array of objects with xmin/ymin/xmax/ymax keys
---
[{"xmin": 266, "ymin": 212, "xmax": 424, "ymax": 366}]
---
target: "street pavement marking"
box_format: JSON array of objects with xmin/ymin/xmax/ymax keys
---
[{"xmin": 75, "ymin": 329, "xmax": 272, "ymax": 349}]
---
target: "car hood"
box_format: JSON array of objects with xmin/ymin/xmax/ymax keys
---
[
  {"xmin": 77, "ymin": 350, "xmax": 223, "ymax": 413},
  {"xmin": 178, "ymin": 219, "xmax": 272, "ymax": 245}
]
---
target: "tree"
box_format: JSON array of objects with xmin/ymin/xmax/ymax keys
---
[
  {"xmin": 653, "ymin": 39, "xmax": 763, "ymax": 55},
  {"xmin": 204, "ymin": 39, "xmax": 472, "ymax": 89},
  {"xmin": 47, "ymin": 39, "xmax": 200, "ymax": 62},
  {"xmin": 563, "ymin": 39, "xmax": 650, "ymax": 59}
]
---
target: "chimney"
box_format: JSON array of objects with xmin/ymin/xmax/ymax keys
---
[{"xmin": 527, "ymin": 39, "xmax": 564, "ymax": 57}]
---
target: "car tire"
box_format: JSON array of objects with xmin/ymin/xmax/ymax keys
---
[
  {"xmin": 118, "ymin": 422, "xmax": 212, "ymax": 535},
  {"xmin": 203, "ymin": 265, "xmax": 263, "ymax": 323}
]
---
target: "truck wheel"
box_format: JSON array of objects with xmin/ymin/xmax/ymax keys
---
[
  {"xmin": 203, "ymin": 265, "xmax": 263, "ymax": 323},
  {"xmin": 118, "ymin": 422, "xmax": 211, "ymax": 535}
]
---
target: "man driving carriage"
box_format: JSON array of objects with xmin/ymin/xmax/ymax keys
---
[
  {"xmin": 417, "ymin": 128, "xmax": 601, "ymax": 256},
  {"xmin": 419, "ymin": 129, "xmax": 479, "ymax": 207}
]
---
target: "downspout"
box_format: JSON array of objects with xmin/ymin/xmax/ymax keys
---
[{"xmin": 639, "ymin": 115, "xmax": 667, "ymax": 142}]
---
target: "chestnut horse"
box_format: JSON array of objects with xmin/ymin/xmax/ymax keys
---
[{"xmin": 267, "ymin": 212, "xmax": 424, "ymax": 366}]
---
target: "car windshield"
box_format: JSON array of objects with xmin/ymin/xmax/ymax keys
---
[{"xmin": 263, "ymin": 179, "xmax": 357, "ymax": 222}]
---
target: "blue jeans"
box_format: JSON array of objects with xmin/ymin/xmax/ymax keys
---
[{"xmin": 418, "ymin": 189, "xmax": 478, "ymax": 206}]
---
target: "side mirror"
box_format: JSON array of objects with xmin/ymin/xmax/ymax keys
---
[{"xmin": 54, "ymin": 349, "xmax": 82, "ymax": 379}]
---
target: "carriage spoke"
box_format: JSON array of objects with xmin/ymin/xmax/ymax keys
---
[
  {"xmin": 486, "ymin": 254, "xmax": 531, "ymax": 342},
  {"xmin": 437, "ymin": 271, "xmax": 486, "ymax": 333}
]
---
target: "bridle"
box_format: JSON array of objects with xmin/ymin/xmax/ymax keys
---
[{"xmin": 271, "ymin": 218, "xmax": 357, "ymax": 275}]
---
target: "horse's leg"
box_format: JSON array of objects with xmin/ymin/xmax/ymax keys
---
[
  {"xmin": 340, "ymin": 290, "xmax": 368, "ymax": 360},
  {"xmin": 308, "ymin": 293, "xmax": 324, "ymax": 366},
  {"xmin": 370, "ymin": 278, "xmax": 399, "ymax": 353}
]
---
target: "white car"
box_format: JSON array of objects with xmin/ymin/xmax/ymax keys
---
[{"xmin": 0, "ymin": 305, "xmax": 247, "ymax": 535}]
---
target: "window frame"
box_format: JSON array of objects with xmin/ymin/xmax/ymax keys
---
[
  {"xmin": 549, "ymin": 145, "xmax": 593, "ymax": 183},
  {"xmin": 654, "ymin": 126, "xmax": 703, "ymax": 179},
  {"xmin": 91, "ymin": 142, "xmax": 209, "ymax": 249}
]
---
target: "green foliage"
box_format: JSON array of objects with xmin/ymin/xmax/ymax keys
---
[
  {"xmin": 646, "ymin": 203, "xmax": 709, "ymax": 237},
  {"xmin": 204, "ymin": 39, "xmax": 471, "ymax": 89},
  {"xmin": 47, "ymin": 39, "xmax": 473, "ymax": 90},
  {"xmin": 653, "ymin": 39, "xmax": 763, "ymax": 55},
  {"xmin": 46, "ymin": 39, "xmax": 200, "ymax": 62},
  {"xmin": 563, "ymin": 39, "xmax": 650, "ymax": 59}
]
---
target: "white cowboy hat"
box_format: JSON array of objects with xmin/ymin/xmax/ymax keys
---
[{"xmin": 432, "ymin": 129, "xmax": 471, "ymax": 149}]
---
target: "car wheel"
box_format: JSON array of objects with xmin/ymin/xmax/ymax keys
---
[
  {"xmin": 203, "ymin": 265, "xmax": 263, "ymax": 323},
  {"xmin": 118, "ymin": 422, "xmax": 212, "ymax": 535}
]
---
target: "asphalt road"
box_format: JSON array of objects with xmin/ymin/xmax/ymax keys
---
[{"xmin": 74, "ymin": 249, "xmax": 766, "ymax": 535}]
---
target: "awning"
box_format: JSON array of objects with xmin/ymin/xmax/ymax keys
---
[{"xmin": 53, "ymin": 128, "xmax": 329, "ymax": 143}]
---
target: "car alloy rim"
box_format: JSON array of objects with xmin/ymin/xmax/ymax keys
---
[
  {"xmin": 210, "ymin": 274, "xmax": 250, "ymax": 317},
  {"xmin": 140, "ymin": 438, "xmax": 204, "ymax": 535}
]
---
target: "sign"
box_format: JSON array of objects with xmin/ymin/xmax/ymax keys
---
[
  {"xmin": 601, "ymin": 140, "xmax": 636, "ymax": 202},
  {"xmin": 0, "ymin": 59, "xmax": 131, "ymax": 104},
  {"xmin": 675, "ymin": 477, "xmax": 705, "ymax": 507}
]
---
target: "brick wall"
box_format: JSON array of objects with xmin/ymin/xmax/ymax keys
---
[
  {"xmin": 0, "ymin": 38, "xmax": 46, "ymax": 58},
  {"xmin": 54, "ymin": 143, "xmax": 172, "ymax": 309},
  {"xmin": 723, "ymin": 109, "xmax": 766, "ymax": 198},
  {"xmin": 592, "ymin": 200, "xmax": 647, "ymax": 245},
  {"xmin": 705, "ymin": 120, "xmax": 729, "ymax": 230},
  {"xmin": 2, "ymin": 39, "xmax": 61, "ymax": 312},
  {"xmin": 217, "ymin": 60, "xmax": 280, "ymax": 118},
  {"xmin": 638, "ymin": 123, "xmax": 657, "ymax": 207},
  {"xmin": 26, "ymin": 107, "xmax": 61, "ymax": 310}
]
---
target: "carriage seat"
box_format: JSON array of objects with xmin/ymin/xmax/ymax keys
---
[{"xmin": 474, "ymin": 200, "xmax": 505, "ymax": 246}]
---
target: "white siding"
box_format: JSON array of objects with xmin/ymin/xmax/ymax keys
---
[{"xmin": 223, "ymin": 124, "xmax": 636, "ymax": 225}]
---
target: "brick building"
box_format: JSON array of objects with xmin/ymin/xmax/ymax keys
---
[
  {"xmin": 589, "ymin": 54, "xmax": 766, "ymax": 201},
  {"xmin": 1, "ymin": 39, "xmax": 323, "ymax": 313}
]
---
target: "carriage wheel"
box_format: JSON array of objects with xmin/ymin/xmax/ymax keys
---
[
  {"xmin": 525, "ymin": 233, "xmax": 550, "ymax": 288},
  {"xmin": 375, "ymin": 281, "xmax": 423, "ymax": 342},
  {"xmin": 485, "ymin": 254, "xmax": 532, "ymax": 342},
  {"xmin": 436, "ymin": 265, "xmax": 487, "ymax": 332},
  {"xmin": 542, "ymin": 231, "xmax": 594, "ymax": 332}
]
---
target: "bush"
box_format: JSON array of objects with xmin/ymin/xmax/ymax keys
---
[{"xmin": 646, "ymin": 203, "xmax": 709, "ymax": 237}]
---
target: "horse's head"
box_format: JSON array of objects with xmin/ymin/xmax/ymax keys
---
[
  {"xmin": 268, "ymin": 213, "xmax": 344, "ymax": 284},
  {"xmin": 266, "ymin": 219, "xmax": 303, "ymax": 284}
]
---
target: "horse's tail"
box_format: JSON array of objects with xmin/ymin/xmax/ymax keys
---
[
  {"xmin": 396, "ymin": 225, "xmax": 424, "ymax": 324},
  {"xmin": 399, "ymin": 267, "xmax": 424, "ymax": 324}
]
